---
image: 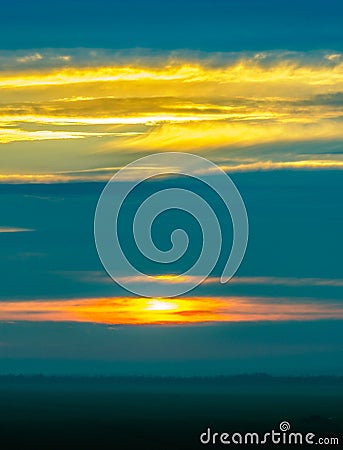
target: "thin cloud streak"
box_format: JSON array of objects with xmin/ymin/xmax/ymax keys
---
[
  {"xmin": 1, "ymin": 158, "xmax": 343, "ymax": 184},
  {"xmin": 0, "ymin": 227, "xmax": 34, "ymax": 233},
  {"xmin": 68, "ymin": 272, "xmax": 343, "ymax": 288}
]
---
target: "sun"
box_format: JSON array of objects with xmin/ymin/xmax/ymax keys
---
[{"xmin": 146, "ymin": 299, "xmax": 178, "ymax": 311}]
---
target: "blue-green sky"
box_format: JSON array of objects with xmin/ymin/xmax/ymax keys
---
[
  {"xmin": 1, "ymin": 0, "xmax": 343, "ymax": 52},
  {"xmin": 0, "ymin": 0, "xmax": 342, "ymax": 376}
]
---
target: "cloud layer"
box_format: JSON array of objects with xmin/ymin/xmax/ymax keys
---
[{"xmin": 1, "ymin": 50, "xmax": 343, "ymax": 181}]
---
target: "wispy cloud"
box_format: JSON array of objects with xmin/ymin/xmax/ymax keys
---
[{"xmin": 16, "ymin": 53, "xmax": 43, "ymax": 63}]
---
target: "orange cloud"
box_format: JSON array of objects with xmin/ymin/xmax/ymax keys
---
[{"xmin": 0, "ymin": 296, "xmax": 342, "ymax": 325}]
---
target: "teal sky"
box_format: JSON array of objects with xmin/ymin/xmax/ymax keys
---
[
  {"xmin": 0, "ymin": 0, "xmax": 342, "ymax": 376},
  {"xmin": 1, "ymin": 0, "xmax": 343, "ymax": 51}
]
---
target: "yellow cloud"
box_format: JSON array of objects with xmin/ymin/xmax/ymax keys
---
[
  {"xmin": 1, "ymin": 52, "xmax": 343, "ymax": 178},
  {"xmin": 1, "ymin": 61, "xmax": 343, "ymax": 90},
  {"xmin": 0, "ymin": 127, "xmax": 143, "ymax": 144},
  {"xmin": 116, "ymin": 119, "xmax": 343, "ymax": 152}
]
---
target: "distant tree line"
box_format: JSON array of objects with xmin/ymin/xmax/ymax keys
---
[{"xmin": 0, "ymin": 373, "xmax": 342, "ymax": 385}]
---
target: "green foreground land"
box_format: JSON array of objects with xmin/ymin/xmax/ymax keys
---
[{"xmin": 0, "ymin": 375, "xmax": 342, "ymax": 449}]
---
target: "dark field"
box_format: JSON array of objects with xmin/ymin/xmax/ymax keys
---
[{"xmin": 0, "ymin": 376, "xmax": 342, "ymax": 449}]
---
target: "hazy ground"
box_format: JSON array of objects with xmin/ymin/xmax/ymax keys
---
[{"xmin": 0, "ymin": 376, "xmax": 342, "ymax": 449}]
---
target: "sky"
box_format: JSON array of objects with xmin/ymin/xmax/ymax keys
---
[{"xmin": 0, "ymin": 0, "xmax": 342, "ymax": 376}]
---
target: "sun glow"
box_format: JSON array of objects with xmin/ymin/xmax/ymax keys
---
[{"xmin": 146, "ymin": 299, "xmax": 179, "ymax": 311}]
